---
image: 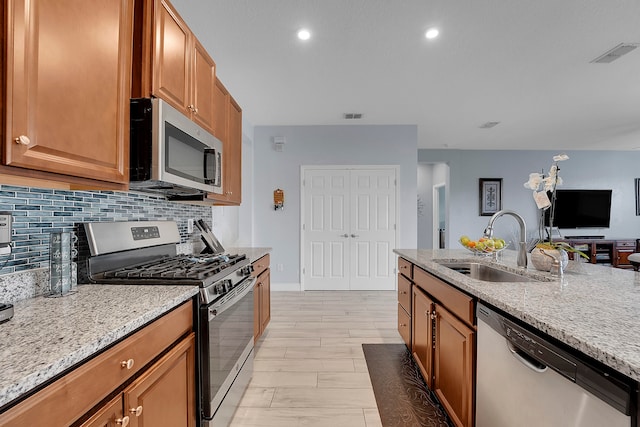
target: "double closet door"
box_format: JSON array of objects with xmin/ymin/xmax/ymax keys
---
[{"xmin": 302, "ymin": 167, "xmax": 397, "ymax": 291}]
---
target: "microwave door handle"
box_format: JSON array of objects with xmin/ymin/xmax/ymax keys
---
[{"xmin": 203, "ymin": 148, "xmax": 216, "ymax": 184}]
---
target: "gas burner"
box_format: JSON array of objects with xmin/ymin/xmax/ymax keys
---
[{"xmin": 98, "ymin": 253, "xmax": 248, "ymax": 289}]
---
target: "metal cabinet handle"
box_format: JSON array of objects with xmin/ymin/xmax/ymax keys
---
[
  {"xmin": 116, "ymin": 416, "xmax": 130, "ymax": 426},
  {"xmin": 14, "ymin": 135, "xmax": 30, "ymax": 145},
  {"xmin": 350, "ymin": 234, "xmax": 359, "ymax": 238},
  {"xmin": 129, "ymin": 405, "xmax": 143, "ymax": 417},
  {"xmin": 340, "ymin": 234, "xmax": 349, "ymax": 238},
  {"xmin": 120, "ymin": 359, "xmax": 134, "ymax": 370}
]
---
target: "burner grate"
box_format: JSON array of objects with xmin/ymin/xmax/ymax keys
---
[{"xmin": 102, "ymin": 254, "xmax": 245, "ymax": 283}]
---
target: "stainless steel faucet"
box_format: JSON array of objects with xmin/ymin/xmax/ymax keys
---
[{"xmin": 483, "ymin": 209, "xmax": 528, "ymax": 268}]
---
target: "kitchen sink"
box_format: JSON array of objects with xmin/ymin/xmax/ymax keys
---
[{"xmin": 437, "ymin": 262, "xmax": 540, "ymax": 282}]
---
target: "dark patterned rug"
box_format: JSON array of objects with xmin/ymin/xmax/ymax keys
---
[{"xmin": 362, "ymin": 343, "xmax": 452, "ymax": 427}]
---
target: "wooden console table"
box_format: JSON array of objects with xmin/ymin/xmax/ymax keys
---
[{"xmin": 555, "ymin": 238, "xmax": 638, "ymax": 269}]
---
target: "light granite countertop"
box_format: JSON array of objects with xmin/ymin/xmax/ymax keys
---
[
  {"xmin": 394, "ymin": 248, "xmax": 640, "ymax": 382},
  {"xmin": 0, "ymin": 284, "xmax": 198, "ymax": 409},
  {"xmin": 228, "ymin": 247, "xmax": 271, "ymax": 263}
]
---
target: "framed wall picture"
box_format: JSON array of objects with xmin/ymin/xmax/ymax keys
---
[
  {"xmin": 636, "ymin": 178, "xmax": 640, "ymax": 216},
  {"xmin": 479, "ymin": 178, "xmax": 502, "ymax": 216}
]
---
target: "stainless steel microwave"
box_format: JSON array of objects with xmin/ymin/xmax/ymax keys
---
[{"xmin": 129, "ymin": 98, "xmax": 223, "ymax": 199}]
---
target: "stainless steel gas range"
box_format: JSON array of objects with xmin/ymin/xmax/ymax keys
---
[{"xmin": 78, "ymin": 220, "xmax": 254, "ymax": 427}]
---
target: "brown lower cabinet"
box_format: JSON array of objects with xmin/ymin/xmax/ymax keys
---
[
  {"xmin": 81, "ymin": 334, "xmax": 196, "ymax": 427},
  {"xmin": 434, "ymin": 304, "xmax": 475, "ymax": 427},
  {"xmin": 411, "ymin": 286, "xmax": 434, "ymax": 389},
  {"xmin": 0, "ymin": 301, "xmax": 195, "ymax": 427},
  {"xmin": 408, "ymin": 261, "xmax": 476, "ymax": 427},
  {"xmin": 253, "ymin": 254, "xmax": 271, "ymax": 341}
]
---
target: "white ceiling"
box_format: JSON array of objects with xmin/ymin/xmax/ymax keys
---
[{"xmin": 171, "ymin": 0, "xmax": 640, "ymax": 150}]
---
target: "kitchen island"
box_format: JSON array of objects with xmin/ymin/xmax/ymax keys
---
[
  {"xmin": 394, "ymin": 248, "xmax": 640, "ymax": 381},
  {"xmin": 396, "ymin": 248, "xmax": 640, "ymax": 427}
]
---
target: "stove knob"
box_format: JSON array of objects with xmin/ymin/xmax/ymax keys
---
[
  {"xmin": 240, "ymin": 265, "xmax": 254, "ymax": 276},
  {"xmin": 224, "ymin": 279, "xmax": 233, "ymax": 292},
  {"xmin": 215, "ymin": 283, "xmax": 225, "ymax": 294}
]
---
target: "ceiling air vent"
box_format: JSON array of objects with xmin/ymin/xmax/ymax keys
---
[
  {"xmin": 591, "ymin": 43, "xmax": 639, "ymax": 63},
  {"xmin": 343, "ymin": 113, "xmax": 363, "ymax": 119},
  {"xmin": 479, "ymin": 121, "xmax": 500, "ymax": 129}
]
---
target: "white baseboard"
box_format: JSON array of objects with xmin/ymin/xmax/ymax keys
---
[{"xmin": 271, "ymin": 282, "xmax": 302, "ymax": 291}]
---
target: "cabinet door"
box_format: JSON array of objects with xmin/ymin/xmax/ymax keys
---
[
  {"xmin": 397, "ymin": 273, "xmax": 411, "ymax": 313},
  {"xmin": 209, "ymin": 83, "xmax": 242, "ymax": 205},
  {"xmin": 211, "ymin": 78, "xmax": 229, "ymax": 142},
  {"xmin": 411, "ymin": 286, "xmax": 434, "ymax": 389},
  {"xmin": 260, "ymin": 268, "xmax": 271, "ymax": 333},
  {"xmin": 615, "ymin": 249, "xmax": 634, "ymax": 268},
  {"xmin": 191, "ymin": 38, "xmax": 216, "ymax": 134},
  {"xmin": 434, "ymin": 305, "xmax": 474, "ymax": 427},
  {"xmin": 224, "ymin": 96, "xmax": 243, "ymax": 204},
  {"xmin": 5, "ymin": 0, "xmax": 131, "ymax": 184},
  {"xmin": 79, "ymin": 395, "xmax": 127, "ymax": 427},
  {"xmin": 124, "ymin": 334, "xmax": 196, "ymax": 427},
  {"xmin": 152, "ymin": 0, "xmax": 190, "ymax": 114},
  {"xmin": 398, "ymin": 303, "xmax": 411, "ymax": 348}
]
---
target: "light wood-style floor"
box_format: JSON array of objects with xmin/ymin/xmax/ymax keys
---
[{"xmin": 230, "ymin": 290, "xmax": 403, "ymax": 427}]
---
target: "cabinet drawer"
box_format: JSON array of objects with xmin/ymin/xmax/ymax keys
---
[
  {"xmin": 398, "ymin": 257, "xmax": 413, "ymax": 279},
  {"xmin": 252, "ymin": 254, "xmax": 270, "ymax": 277},
  {"xmin": 0, "ymin": 300, "xmax": 193, "ymax": 427},
  {"xmin": 398, "ymin": 273, "xmax": 412, "ymax": 312},
  {"xmin": 398, "ymin": 303, "xmax": 411, "ymax": 348},
  {"xmin": 616, "ymin": 240, "xmax": 636, "ymax": 249},
  {"xmin": 414, "ymin": 267, "xmax": 474, "ymax": 326}
]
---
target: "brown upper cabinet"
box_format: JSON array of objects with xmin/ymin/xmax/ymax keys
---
[
  {"xmin": 2, "ymin": 0, "xmax": 133, "ymax": 188},
  {"xmin": 133, "ymin": 0, "xmax": 216, "ymax": 136},
  {"xmin": 207, "ymin": 78, "xmax": 242, "ymax": 205}
]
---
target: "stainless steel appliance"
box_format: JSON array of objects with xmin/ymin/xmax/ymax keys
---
[
  {"xmin": 78, "ymin": 220, "xmax": 254, "ymax": 427},
  {"xmin": 476, "ymin": 302, "xmax": 633, "ymax": 427},
  {"xmin": 130, "ymin": 98, "xmax": 223, "ymax": 200},
  {"xmin": 0, "ymin": 303, "xmax": 13, "ymax": 324}
]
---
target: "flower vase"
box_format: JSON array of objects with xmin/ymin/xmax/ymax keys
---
[{"xmin": 530, "ymin": 247, "xmax": 569, "ymax": 273}]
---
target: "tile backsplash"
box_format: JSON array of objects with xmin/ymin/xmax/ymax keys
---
[{"xmin": 0, "ymin": 185, "xmax": 211, "ymax": 275}]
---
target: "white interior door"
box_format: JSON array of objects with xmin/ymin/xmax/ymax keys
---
[
  {"xmin": 302, "ymin": 167, "xmax": 397, "ymax": 291},
  {"xmin": 303, "ymin": 169, "xmax": 351, "ymax": 291}
]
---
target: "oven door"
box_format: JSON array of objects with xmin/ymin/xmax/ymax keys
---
[{"xmin": 201, "ymin": 276, "xmax": 256, "ymax": 423}]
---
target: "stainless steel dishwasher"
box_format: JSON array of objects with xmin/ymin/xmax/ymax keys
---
[{"xmin": 476, "ymin": 303, "xmax": 634, "ymax": 427}]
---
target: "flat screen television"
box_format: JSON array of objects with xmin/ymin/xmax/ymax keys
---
[{"xmin": 544, "ymin": 189, "xmax": 612, "ymax": 228}]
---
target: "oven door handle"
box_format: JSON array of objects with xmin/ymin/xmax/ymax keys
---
[{"xmin": 208, "ymin": 276, "xmax": 257, "ymax": 320}]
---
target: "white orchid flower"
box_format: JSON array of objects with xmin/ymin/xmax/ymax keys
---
[
  {"xmin": 543, "ymin": 176, "xmax": 556, "ymax": 191},
  {"xmin": 524, "ymin": 173, "xmax": 543, "ymax": 190},
  {"xmin": 553, "ymin": 153, "xmax": 569, "ymax": 162}
]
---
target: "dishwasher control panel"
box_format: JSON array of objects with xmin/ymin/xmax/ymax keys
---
[{"xmin": 503, "ymin": 317, "xmax": 578, "ymax": 380}]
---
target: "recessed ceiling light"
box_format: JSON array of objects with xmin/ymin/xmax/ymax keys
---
[
  {"xmin": 297, "ymin": 29, "xmax": 311, "ymax": 41},
  {"xmin": 425, "ymin": 28, "xmax": 439, "ymax": 39}
]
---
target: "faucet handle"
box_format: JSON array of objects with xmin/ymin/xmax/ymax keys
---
[{"xmin": 539, "ymin": 249, "xmax": 562, "ymax": 277}]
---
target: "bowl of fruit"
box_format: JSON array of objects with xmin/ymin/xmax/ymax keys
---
[{"xmin": 459, "ymin": 235, "xmax": 508, "ymax": 256}]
